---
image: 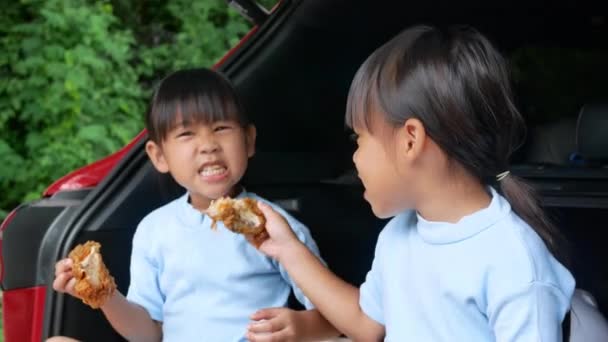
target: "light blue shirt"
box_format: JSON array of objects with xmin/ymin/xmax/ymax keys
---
[
  {"xmin": 126, "ymin": 191, "xmax": 321, "ymax": 341},
  {"xmin": 360, "ymin": 187, "xmax": 575, "ymax": 341}
]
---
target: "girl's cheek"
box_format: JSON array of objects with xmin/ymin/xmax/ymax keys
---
[{"xmin": 352, "ymin": 148, "xmax": 361, "ymax": 167}]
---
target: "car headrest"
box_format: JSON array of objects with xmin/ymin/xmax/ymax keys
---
[{"xmin": 576, "ymin": 103, "xmax": 608, "ymax": 161}]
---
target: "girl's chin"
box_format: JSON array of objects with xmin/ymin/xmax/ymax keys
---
[{"xmin": 366, "ymin": 196, "xmax": 402, "ymax": 219}]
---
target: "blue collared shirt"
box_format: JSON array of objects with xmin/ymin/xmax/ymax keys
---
[
  {"xmin": 360, "ymin": 187, "xmax": 575, "ymax": 341},
  {"xmin": 126, "ymin": 191, "xmax": 322, "ymax": 341}
]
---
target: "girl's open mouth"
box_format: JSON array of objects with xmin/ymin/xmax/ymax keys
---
[{"xmin": 199, "ymin": 164, "xmax": 229, "ymax": 182}]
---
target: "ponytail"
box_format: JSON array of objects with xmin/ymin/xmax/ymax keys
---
[{"xmin": 499, "ymin": 174, "xmax": 569, "ymax": 265}]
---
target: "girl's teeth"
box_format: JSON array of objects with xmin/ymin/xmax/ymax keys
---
[{"xmin": 201, "ymin": 166, "xmax": 226, "ymax": 177}]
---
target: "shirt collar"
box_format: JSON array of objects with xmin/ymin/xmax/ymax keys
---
[{"xmin": 415, "ymin": 187, "xmax": 511, "ymax": 244}]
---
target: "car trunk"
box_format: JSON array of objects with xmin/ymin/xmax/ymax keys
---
[{"xmin": 2, "ymin": 0, "xmax": 607, "ymax": 340}]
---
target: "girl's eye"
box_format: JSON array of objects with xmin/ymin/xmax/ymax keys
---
[
  {"xmin": 349, "ymin": 133, "xmax": 359, "ymax": 142},
  {"xmin": 177, "ymin": 131, "xmax": 193, "ymax": 138},
  {"xmin": 214, "ymin": 125, "xmax": 232, "ymax": 132}
]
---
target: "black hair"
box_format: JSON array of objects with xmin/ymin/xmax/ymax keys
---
[
  {"xmin": 146, "ymin": 68, "xmax": 249, "ymax": 143},
  {"xmin": 346, "ymin": 25, "xmax": 567, "ymax": 261}
]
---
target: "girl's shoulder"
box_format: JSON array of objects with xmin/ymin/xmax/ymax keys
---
[
  {"xmin": 484, "ymin": 211, "xmax": 574, "ymax": 289},
  {"xmin": 137, "ymin": 193, "xmax": 188, "ymax": 231}
]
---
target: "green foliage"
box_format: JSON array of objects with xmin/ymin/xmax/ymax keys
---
[
  {"xmin": 146, "ymin": 0, "xmax": 250, "ymax": 71},
  {"xmin": 134, "ymin": 0, "xmax": 251, "ymax": 88},
  {"xmin": 0, "ymin": 0, "xmax": 266, "ymax": 221},
  {"xmin": 0, "ymin": 0, "xmax": 144, "ymax": 214}
]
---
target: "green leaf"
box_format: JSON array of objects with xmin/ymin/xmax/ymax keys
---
[
  {"xmin": 0, "ymin": 0, "xmax": 255, "ymax": 214},
  {"xmin": 77, "ymin": 124, "xmax": 108, "ymax": 142}
]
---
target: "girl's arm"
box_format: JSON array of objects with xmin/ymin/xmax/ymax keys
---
[
  {"xmin": 489, "ymin": 282, "xmax": 571, "ymax": 341},
  {"xmin": 256, "ymin": 202, "xmax": 385, "ymax": 341},
  {"xmin": 290, "ymin": 309, "xmax": 341, "ymax": 341},
  {"xmin": 100, "ymin": 291, "xmax": 162, "ymax": 341},
  {"xmin": 53, "ymin": 259, "xmax": 162, "ymax": 341}
]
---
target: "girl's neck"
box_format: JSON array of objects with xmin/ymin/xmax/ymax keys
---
[{"xmin": 415, "ymin": 170, "xmax": 491, "ymax": 224}]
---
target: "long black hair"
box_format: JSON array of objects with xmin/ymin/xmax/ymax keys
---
[{"xmin": 346, "ymin": 25, "xmax": 566, "ymax": 261}]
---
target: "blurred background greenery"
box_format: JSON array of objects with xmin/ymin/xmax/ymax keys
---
[
  {"xmin": 1, "ymin": 1, "xmax": 606, "ymax": 224},
  {"xmin": 0, "ymin": 0, "xmax": 276, "ymax": 222}
]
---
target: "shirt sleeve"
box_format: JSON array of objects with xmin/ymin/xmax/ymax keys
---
[
  {"xmin": 126, "ymin": 219, "xmax": 164, "ymax": 322},
  {"xmin": 488, "ymin": 281, "xmax": 571, "ymax": 342},
  {"xmin": 359, "ymin": 236, "xmax": 385, "ymax": 325},
  {"xmin": 273, "ymin": 212, "xmax": 325, "ymax": 310}
]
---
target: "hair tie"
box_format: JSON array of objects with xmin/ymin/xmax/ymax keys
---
[{"xmin": 496, "ymin": 170, "xmax": 510, "ymax": 182}]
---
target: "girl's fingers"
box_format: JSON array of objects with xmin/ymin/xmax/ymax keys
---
[
  {"xmin": 248, "ymin": 310, "xmax": 285, "ymax": 334},
  {"xmin": 55, "ymin": 259, "xmax": 73, "ymax": 276},
  {"xmin": 257, "ymin": 202, "xmax": 294, "ymax": 240},
  {"xmin": 257, "ymin": 202, "xmax": 287, "ymax": 228},
  {"xmin": 250, "ymin": 307, "xmax": 283, "ymax": 321},
  {"xmin": 248, "ymin": 318, "xmax": 284, "ymax": 334},
  {"xmin": 247, "ymin": 329, "xmax": 290, "ymax": 342},
  {"xmin": 248, "ymin": 320, "xmax": 276, "ymax": 334},
  {"xmin": 66, "ymin": 278, "xmax": 77, "ymax": 295},
  {"xmin": 52, "ymin": 272, "xmax": 73, "ymax": 292}
]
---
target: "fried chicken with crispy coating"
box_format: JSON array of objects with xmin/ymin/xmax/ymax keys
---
[
  {"xmin": 207, "ymin": 197, "xmax": 268, "ymax": 246},
  {"xmin": 69, "ymin": 241, "xmax": 116, "ymax": 309}
]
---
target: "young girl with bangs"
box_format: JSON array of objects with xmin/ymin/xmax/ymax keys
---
[
  {"xmin": 250, "ymin": 25, "xmax": 575, "ymax": 341},
  {"xmin": 51, "ymin": 68, "xmax": 338, "ymax": 342}
]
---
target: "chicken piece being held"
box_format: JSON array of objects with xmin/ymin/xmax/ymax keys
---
[
  {"xmin": 206, "ymin": 197, "xmax": 269, "ymax": 247},
  {"xmin": 69, "ymin": 241, "xmax": 117, "ymax": 309}
]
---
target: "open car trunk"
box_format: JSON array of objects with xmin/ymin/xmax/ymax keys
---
[{"xmin": 2, "ymin": 0, "xmax": 607, "ymax": 340}]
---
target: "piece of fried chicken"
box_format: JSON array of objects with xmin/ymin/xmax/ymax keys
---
[
  {"xmin": 68, "ymin": 241, "xmax": 116, "ymax": 309},
  {"xmin": 207, "ymin": 197, "xmax": 268, "ymax": 247}
]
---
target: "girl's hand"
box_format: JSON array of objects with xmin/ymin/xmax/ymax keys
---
[
  {"xmin": 246, "ymin": 308, "xmax": 301, "ymax": 342},
  {"xmin": 256, "ymin": 202, "xmax": 303, "ymax": 261},
  {"xmin": 52, "ymin": 258, "xmax": 77, "ymax": 298}
]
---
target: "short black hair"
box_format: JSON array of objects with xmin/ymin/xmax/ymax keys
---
[{"xmin": 146, "ymin": 68, "xmax": 249, "ymax": 143}]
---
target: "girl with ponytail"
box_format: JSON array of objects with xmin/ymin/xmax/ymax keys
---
[{"xmin": 248, "ymin": 25, "xmax": 575, "ymax": 341}]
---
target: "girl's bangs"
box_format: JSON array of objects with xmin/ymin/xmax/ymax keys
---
[
  {"xmin": 150, "ymin": 91, "xmax": 242, "ymax": 142},
  {"xmin": 345, "ymin": 54, "xmax": 384, "ymax": 133},
  {"xmin": 175, "ymin": 92, "xmax": 240, "ymax": 126}
]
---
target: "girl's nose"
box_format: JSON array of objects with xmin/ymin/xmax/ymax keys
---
[{"xmin": 199, "ymin": 137, "xmax": 220, "ymax": 154}]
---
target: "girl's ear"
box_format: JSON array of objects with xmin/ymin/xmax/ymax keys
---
[
  {"xmin": 398, "ymin": 118, "xmax": 427, "ymax": 161},
  {"xmin": 146, "ymin": 141, "xmax": 170, "ymax": 173},
  {"xmin": 245, "ymin": 125, "xmax": 257, "ymax": 158}
]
